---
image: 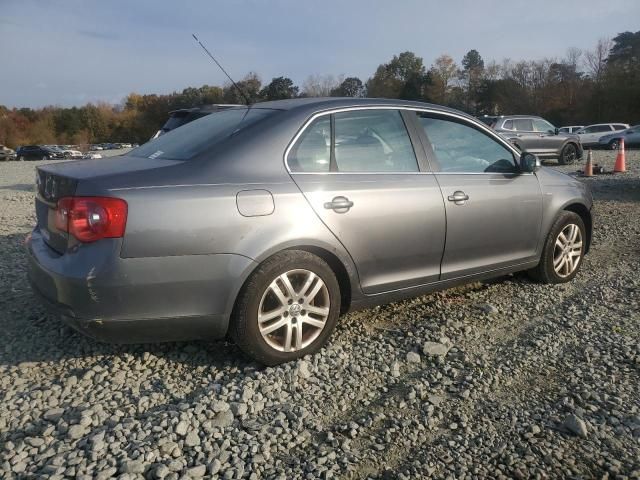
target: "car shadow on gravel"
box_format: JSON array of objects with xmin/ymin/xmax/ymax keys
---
[
  {"xmin": 2, "ymin": 309, "xmax": 256, "ymax": 370},
  {"xmin": 0, "ymin": 183, "xmax": 34, "ymax": 192}
]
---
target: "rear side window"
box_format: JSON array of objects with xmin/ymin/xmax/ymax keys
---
[
  {"xmin": 513, "ymin": 119, "xmax": 534, "ymax": 131},
  {"xmin": 288, "ymin": 117, "xmax": 330, "ymax": 172},
  {"xmin": 502, "ymin": 120, "xmax": 514, "ymax": 130},
  {"xmin": 130, "ymin": 108, "xmax": 277, "ymax": 160},
  {"xmin": 288, "ymin": 109, "xmax": 419, "ymax": 173},
  {"xmin": 417, "ymin": 115, "xmax": 516, "ymax": 174},
  {"xmin": 613, "ymin": 124, "xmax": 627, "ymax": 130}
]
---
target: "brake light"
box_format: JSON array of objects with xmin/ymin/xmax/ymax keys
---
[{"xmin": 55, "ymin": 196, "xmax": 127, "ymax": 242}]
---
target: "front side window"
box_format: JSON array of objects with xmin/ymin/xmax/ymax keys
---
[
  {"xmin": 334, "ymin": 110, "xmax": 418, "ymax": 172},
  {"xmin": 288, "ymin": 117, "xmax": 330, "ymax": 172},
  {"xmin": 502, "ymin": 119, "xmax": 514, "ymax": 130},
  {"xmin": 417, "ymin": 114, "xmax": 516, "ymax": 174},
  {"xmin": 513, "ymin": 119, "xmax": 534, "ymax": 131},
  {"xmin": 533, "ymin": 119, "xmax": 555, "ymax": 133}
]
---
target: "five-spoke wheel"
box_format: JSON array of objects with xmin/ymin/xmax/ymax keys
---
[
  {"xmin": 529, "ymin": 211, "xmax": 586, "ymax": 284},
  {"xmin": 231, "ymin": 250, "xmax": 340, "ymax": 365},
  {"xmin": 258, "ymin": 269, "xmax": 330, "ymax": 352}
]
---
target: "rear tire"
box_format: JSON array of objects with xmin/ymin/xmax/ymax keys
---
[
  {"xmin": 558, "ymin": 143, "xmax": 577, "ymax": 165},
  {"xmin": 528, "ymin": 211, "xmax": 585, "ymax": 284},
  {"xmin": 18, "ymin": 156, "xmax": 24, "ymax": 162},
  {"xmin": 230, "ymin": 250, "xmax": 341, "ymax": 365}
]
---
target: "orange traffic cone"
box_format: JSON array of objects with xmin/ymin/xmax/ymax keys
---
[
  {"xmin": 583, "ymin": 149, "xmax": 593, "ymax": 177},
  {"xmin": 614, "ymin": 138, "xmax": 626, "ymax": 173}
]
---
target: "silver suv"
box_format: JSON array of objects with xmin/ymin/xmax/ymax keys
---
[{"xmin": 492, "ymin": 115, "xmax": 583, "ymax": 164}]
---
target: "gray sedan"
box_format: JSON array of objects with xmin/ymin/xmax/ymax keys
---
[{"xmin": 27, "ymin": 98, "xmax": 593, "ymax": 365}]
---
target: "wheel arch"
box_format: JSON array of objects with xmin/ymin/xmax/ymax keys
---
[
  {"xmin": 229, "ymin": 243, "xmax": 358, "ymax": 321},
  {"xmin": 563, "ymin": 202, "xmax": 592, "ymax": 253}
]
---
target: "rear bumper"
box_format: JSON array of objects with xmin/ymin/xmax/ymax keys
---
[{"xmin": 27, "ymin": 228, "xmax": 256, "ymax": 343}]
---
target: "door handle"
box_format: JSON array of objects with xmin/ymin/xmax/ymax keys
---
[
  {"xmin": 447, "ymin": 191, "xmax": 469, "ymax": 205},
  {"xmin": 324, "ymin": 196, "xmax": 354, "ymax": 213}
]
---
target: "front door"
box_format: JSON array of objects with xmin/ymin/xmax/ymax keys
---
[
  {"xmin": 287, "ymin": 108, "xmax": 446, "ymax": 294},
  {"xmin": 412, "ymin": 112, "xmax": 543, "ymax": 279}
]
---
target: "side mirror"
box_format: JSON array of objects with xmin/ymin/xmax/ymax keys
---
[
  {"xmin": 520, "ymin": 152, "xmax": 540, "ymax": 173},
  {"xmin": 554, "ymin": 127, "xmax": 559, "ymax": 135}
]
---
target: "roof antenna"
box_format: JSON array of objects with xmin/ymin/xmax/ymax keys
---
[{"xmin": 192, "ymin": 33, "xmax": 251, "ymax": 106}]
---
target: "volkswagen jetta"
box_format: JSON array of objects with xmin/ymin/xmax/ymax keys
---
[{"xmin": 27, "ymin": 98, "xmax": 593, "ymax": 365}]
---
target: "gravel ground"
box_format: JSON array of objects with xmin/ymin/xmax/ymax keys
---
[{"xmin": 1, "ymin": 151, "xmax": 639, "ymax": 479}]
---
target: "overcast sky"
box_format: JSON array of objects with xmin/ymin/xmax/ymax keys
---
[{"xmin": 1, "ymin": 0, "xmax": 639, "ymax": 108}]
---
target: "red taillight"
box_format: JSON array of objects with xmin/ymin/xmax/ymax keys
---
[{"xmin": 55, "ymin": 196, "xmax": 127, "ymax": 242}]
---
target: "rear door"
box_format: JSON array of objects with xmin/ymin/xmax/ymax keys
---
[
  {"xmin": 412, "ymin": 112, "xmax": 542, "ymax": 279},
  {"xmin": 510, "ymin": 118, "xmax": 545, "ymax": 154},
  {"xmin": 288, "ymin": 108, "xmax": 446, "ymax": 294},
  {"xmin": 532, "ymin": 118, "xmax": 566, "ymax": 152}
]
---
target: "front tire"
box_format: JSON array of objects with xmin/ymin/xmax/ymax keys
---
[
  {"xmin": 230, "ymin": 250, "xmax": 341, "ymax": 365},
  {"xmin": 608, "ymin": 139, "xmax": 620, "ymax": 150},
  {"xmin": 18, "ymin": 156, "xmax": 25, "ymax": 162},
  {"xmin": 528, "ymin": 211, "xmax": 585, "ymax": 284},
  {"xmin": 558, "ymin": 143, "xmax": 577, "ymax": 165}
]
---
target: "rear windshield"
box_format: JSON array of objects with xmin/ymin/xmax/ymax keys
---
[{"xmin": 130, "ymin": 108, "xmax": 277, "ymax": 160}]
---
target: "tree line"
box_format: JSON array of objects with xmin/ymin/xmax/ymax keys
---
[{"xmin": 1, "ymin": 30, "xmax": 638, "ymax": 148}]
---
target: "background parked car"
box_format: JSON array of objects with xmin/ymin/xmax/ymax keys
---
[
  {"xmin": 597, "ymin": 124, "xmax": 640, "ymax": 150},
  {"xmin": 492, "ymin": 115, "xmax": 583, "ymax": 164},
  {"xmin": 55, "ymin": 145, "xmax": 83, "ymax": 159},
  {"xmin": 0, "ymin": 144, "xmax": 16, "ymax": 161},
  {"xmin": 558, "ymin": 125, "xmax": 584, "ymax": 134},
  {"xmin": 15, "ymin": 145, "xmax": 64, "ymax": 161},
  {"xmin": 576, "ymin": 123, "xmax": 630, "ymax": 147},
  {"xmin": 151, "ymin": 104, "xmax": 242, "ymax": 139},
  {"xmin": 89, "ymin": 145, "xmax": 103, "ymax": 151},
  {"xmin": 82, "ymin": 152, "xmax": 103, "ymax": 159}
]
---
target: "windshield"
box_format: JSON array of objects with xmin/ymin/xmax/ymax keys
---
[{"xmin": 131, "ymin": 108, "xmax": 278, "ymax": 160}]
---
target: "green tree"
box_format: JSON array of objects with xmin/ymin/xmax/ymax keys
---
[
  {"xmin": 260, "ymin": 76, "xmax": 299, "ymax": 100},
  {"xmin": 223, "ymin": 72, "xmax": 262, "ymax": 104},
  {"xmin": 330, "ymin": 77, "xmax": 365, "ymax": 97},
  {"xmin": 366, "ymin": 51, "xmax": 428, "ymax": 100}
]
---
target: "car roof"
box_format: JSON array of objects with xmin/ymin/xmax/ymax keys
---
[
  {"xmin": 250, "ymin": 97, "xmax": 473, "ymax": 118},
  {"xmin": 494, "ymin": 115, "xmax": 543, "ymax": 120}
]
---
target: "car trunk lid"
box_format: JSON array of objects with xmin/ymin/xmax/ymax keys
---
[{"xmin": 35, "ymin": 168, "xmax": 78, "ymax": 253}]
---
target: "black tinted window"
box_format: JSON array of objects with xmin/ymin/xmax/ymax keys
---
[
  {"xmin": 334, "ymin": 110, "xmax": 418, "ymax": 172},
  {"xmin": 288, "ymin": 117, "xmax": 330, "ymax": 172},
  {"xmin": 131, "ymin": 108, "xmax": 277, "ymax": 160},
  {"xmin": 417, "ymin": 115, "xmax": 516, "ymax": 173}
]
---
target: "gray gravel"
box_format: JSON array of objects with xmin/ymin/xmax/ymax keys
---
[{"xmin": 1, "ymin": 150, "xmax": 639, "ymax": 479}]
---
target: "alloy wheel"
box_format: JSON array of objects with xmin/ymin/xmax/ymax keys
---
[
  {"xmin": 553, "ymin": 224, "xmax": 583, "ymax": 278},
  {"xmin": 563, "ymin": 145, "xmax": 577, "ymax": 163},
  {"xmin": 257, "ymin": 269, "xmax": 330, "ymax": 352}
]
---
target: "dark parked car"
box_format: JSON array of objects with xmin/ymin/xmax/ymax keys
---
[
  {"xmin": 151, "ymin": 104, "xmax": 242, "ymax": 139},
  {"xmin": 16, "ymin": 145, "xmax": 64, "ymax": 161},
  {"xmin": 491, "ymin": 115, "xmax": 583, "ymax": 164},
  {"xmin": 27, "ymin": 98, "xmax": 593, "ymax": 365}
]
